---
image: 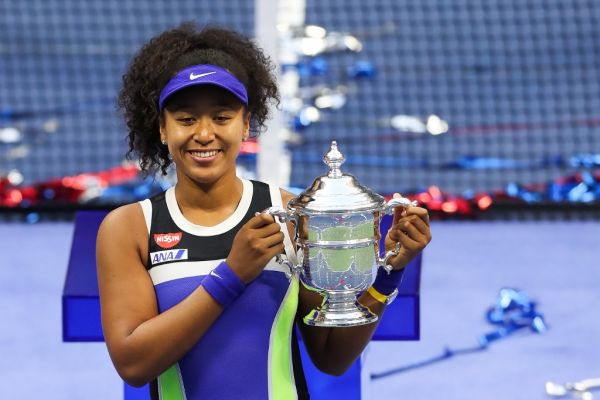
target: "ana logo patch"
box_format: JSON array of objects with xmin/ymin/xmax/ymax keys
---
[
  {"xmin": 154, "ymin": 232, "xmax": 182, "ymax": 249},
  {"xmin": 150, "ymin": 249, "xmax": 188, "ymax": 265}
]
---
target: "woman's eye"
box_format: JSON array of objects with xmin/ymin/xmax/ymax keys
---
[
  {"xmin": 177, "ymin": 117, "xmax": 195, "ymax": 124},
  {"xmin": 214, "ymin": 115, "xmax": 231, "ymax": 122}
]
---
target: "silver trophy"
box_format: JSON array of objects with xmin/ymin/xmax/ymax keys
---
[{"xmin": 265, "ymin": 141, "xmax": 416, "ymax": 327}]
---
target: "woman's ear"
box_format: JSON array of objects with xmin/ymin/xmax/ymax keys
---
[
  {"xmin": 159, "ymin": 115, "xmax": 166, "ymax": 142},
  {"xmin": 243, "ymin": 112, "xmax": 251, "ymax": 141}
]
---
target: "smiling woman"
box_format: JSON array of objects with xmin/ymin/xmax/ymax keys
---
[
  {"xmin": 97, "ymin": 22, "xmax": 431, "ymax": 400},
  {"xmin": 118, "ymin": 23, "xmax": 279, "ymax": 177},
  {"xmin": 160, "ymin": 84, "xmax": 250, "ymax": 192}
]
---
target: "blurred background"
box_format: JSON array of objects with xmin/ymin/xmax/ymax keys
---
[
  {"xmin": 1, "ymin": 0, "xmax": 599, "ymax": 399},
  {"xmin": 2, "ymin": 0, "xmax": 600, "ymax": 215}
]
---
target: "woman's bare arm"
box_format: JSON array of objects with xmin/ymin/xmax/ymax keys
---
[
  {"xmin": 296, "ymin": 283, "xmax": 386, "ymax": 375},
  {"xmin": 97, "ymin": 204, "xmax": 224, "ymax": 386}
]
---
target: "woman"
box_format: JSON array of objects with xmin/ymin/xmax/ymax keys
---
[{"xmin": 97, "ymin": 22, "xmax": 431, "ymax": 400}]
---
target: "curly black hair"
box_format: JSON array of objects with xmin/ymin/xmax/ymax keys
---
[{"xmin": 118, "ymin": 22, "xmax": 280, "ymax": 175}]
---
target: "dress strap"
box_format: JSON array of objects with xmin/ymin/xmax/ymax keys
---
[{"xmin": 139, "ymin": 198, "xmax": 152, "ymax": 234}]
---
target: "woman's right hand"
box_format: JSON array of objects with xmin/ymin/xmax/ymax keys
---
[{"xmin": 226, "ymin": 213, "xmax": 285, "ymax": 284}]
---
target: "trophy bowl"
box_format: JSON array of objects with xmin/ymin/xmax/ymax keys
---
[{"xmin": 265, "ymin": 141, "xmax": 415, "ymax": 327}]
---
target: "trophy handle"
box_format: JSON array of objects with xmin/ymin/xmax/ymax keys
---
[
  {"xmin": 378, "ymin": 243, "xmax": 401, "ymax": 274},
  {"xmin": 382, "ymin": 196, "xmax": 418, "ymax": 215},
  {"xmin": 262, "ymin": 206, "xmax": 294, "ymax": 223},
  {"xmin": 261, "ymin": 207, "xmax": 302, "ymax": 277},
  {"xmin": 379, "ymin": 196, "xmax": 418, "ymax": 273}
]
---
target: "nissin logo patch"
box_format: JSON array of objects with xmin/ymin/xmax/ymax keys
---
[
  {"xmin": 154, "ymin": 232, "xmax": 182, "ymax": 249},
  {"xmin": 150, "ymin": 249, "xmax": 188, "ymax": 265}
]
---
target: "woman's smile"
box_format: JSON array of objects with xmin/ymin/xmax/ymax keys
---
[{"xmin": 187, "ymin": 149, "xmax": 222, "ymax": 163}]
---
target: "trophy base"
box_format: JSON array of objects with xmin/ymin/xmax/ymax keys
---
[{"xmin": 303, "ymin": 296, "xmax": 378, "ymax": 327}]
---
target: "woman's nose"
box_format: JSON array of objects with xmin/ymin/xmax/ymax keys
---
[{"xmin": 193, "ymin": 119, "xmax": 215, "ymax": 143}]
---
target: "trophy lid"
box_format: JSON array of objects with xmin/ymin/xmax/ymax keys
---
[{"xmin": 288, "ymin": 141, "xmax": 385, "ymax": 213}]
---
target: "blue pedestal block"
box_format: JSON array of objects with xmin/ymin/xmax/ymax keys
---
[{"xmin": 62, "ymin": 211, "xmax": 421, "ymax": 399}]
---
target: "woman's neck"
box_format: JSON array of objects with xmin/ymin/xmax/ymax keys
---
[{"xmin": 174, "ymin": 173, "xmax": 244, "ymax": 226}]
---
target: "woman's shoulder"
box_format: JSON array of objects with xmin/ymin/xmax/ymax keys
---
[
  {"xmin": 102, "ymin": 202, "xmax": 146, "ymax": 228},
  {"xmin": 98, "ymin": 202, "xmax": 148, "ymax": 244},
  {"xmin": 97, "ymin": 201, "xmax": 150, "ymax": 265},
  {"xmin": 280, "ymin": 188, "xmax": 295, "ymax": 204}
]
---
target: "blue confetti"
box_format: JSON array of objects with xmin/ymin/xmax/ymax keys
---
[{"xmin": 370, "ymin": 288, "xmax": 546, "ymax": 380}]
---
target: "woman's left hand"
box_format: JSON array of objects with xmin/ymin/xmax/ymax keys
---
[{"xmin": 384, "ymin": 193, "xmax": 432, "ymax": 271}]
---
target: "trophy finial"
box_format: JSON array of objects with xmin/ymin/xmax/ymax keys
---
[{"xmin": 323, "ymin": 140, "xmax": 345, "ymax": 178}]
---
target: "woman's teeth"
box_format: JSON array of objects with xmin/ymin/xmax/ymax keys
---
[{"xmin": 191, "ymin": 150, "xmax": 219, "ymax": 158}]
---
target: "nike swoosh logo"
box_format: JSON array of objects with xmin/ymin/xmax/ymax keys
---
[
  {"xmin": 189, "ymin": 71, "xmax": 217, "ymax": 80},
  {"xmin": 210, "ymin": 270, "xmax": 222, "ymax": 279}
]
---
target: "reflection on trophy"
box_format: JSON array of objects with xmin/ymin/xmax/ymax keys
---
[{"xmin": 265, "ymin": 141, "xmax": 416, "ymax": 327}]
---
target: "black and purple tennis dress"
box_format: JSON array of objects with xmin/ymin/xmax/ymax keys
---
[{"xmin": 139, "ymin": 179, "xmax": 309, "ymax": 399}]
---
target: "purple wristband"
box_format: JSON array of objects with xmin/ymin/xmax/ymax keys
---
[
  {"xmin": 372, "ymin": 267, "xmax": 405, "ymax": 295},
  {"xmin": 202, "ymin": 261, "xmax": 246, "ymax": 307}
]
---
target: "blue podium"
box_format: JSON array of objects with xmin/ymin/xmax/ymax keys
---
[{"xmin": 62, "ymin": 211, "xmax": 421, "ymax": 399}]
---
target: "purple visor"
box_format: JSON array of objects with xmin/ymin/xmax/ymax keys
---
[{"xmin": 158, "ymin": 64, "xmax": 248, "ymax": 110}]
